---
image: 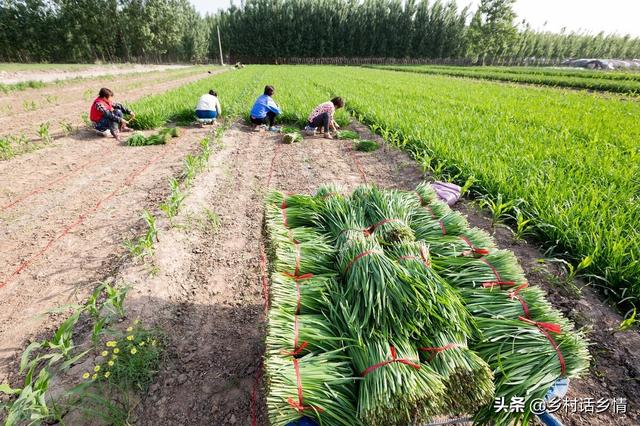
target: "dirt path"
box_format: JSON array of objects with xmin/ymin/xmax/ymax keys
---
[
  {"xmin": 0, "ymin": 125, "xmax": 217, "ymax": 383},
  {"xmin": 117, "ymin": 122, "xmax": 638, "ymax": 425},
  {"xmin": 0, "ymin": 64, "xmax": 187, "ymax": 85},
  {"xmin": 0, "ymin": 66, "xmax": 219, "ymax": 142}
]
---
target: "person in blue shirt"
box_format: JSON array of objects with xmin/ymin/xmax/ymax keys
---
[{"xmin": 249, "ymin": 85, "xmax": 282, "ymax": 131}]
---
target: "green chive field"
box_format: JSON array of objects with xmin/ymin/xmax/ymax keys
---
[{"xmin": 368, "ymin": 64, "xmax": 640, "ymax": 94}]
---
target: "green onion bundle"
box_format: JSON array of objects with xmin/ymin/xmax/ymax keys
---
[
  {"xmin": 387, "ymin": 242, "xmax": 475, "ymax": 338},
  {"xmin": 471, "ymin": 318, "xmax": 590, "ymax": 425},
  {"xmin": 273, "ymin": 235, "xmax": 336, "ymax": 277},
  {"xmin": 337, "ymin": 236, "xmax": 417, "ymax": 335},
  {"xmin": 411, "ymin": 208, "xmax": 468, "ymax": 240},
  {"xmin": 266, "ymin": 352, "xmax": 361, "ymax": 426},
  {"xmin": 354, "ymin": 140, "xmax": 379, "ymax": 152},
  {"xmin": 266, "ymin": 191, "xmax": 320, "ymax": 228},
  {"xmin": 336, "ymin": 130, "xmax": 359, "ymax": 140},
  {"xmin": 461, "ymin": 286, "xmax": 567, "ymax": 327},
  {"xmin": 426, "ymin": 227, "xmax": 496, "ymax": 258},
  {"xmin": 414, "ymin": 182, "xmax": 438, "ymax": 206},
  {"xmin": 270, "ymin": 274, "xmax": 335, "ymax": 315},
  {"xmin": 315, "ymin": 184, "xmax": 343, "ymax": 200},
  {"xmin": 283, "ymin": 132, "xmax": 303, "ymax": 144},
  {"xmin": 266, "ymin": 309, "xmax": 345, "ymax": 356},
  {"xmin": 316, "ymin": 194, "xmax": 369, "ymax": 245},
  {"xmin": 359, "ymin": 186, "xmax": 416, "ymax": 245},
  {"xmin": 416, "ymin": 332, "xmax": 494, "ymax": 416},
  {"xmin": 347, "ymin": 337, "xmax": 445, "ymax": 425},
  {"xmin": 433, "ymin": 249, "xmax": 526, "ymax": 290}
]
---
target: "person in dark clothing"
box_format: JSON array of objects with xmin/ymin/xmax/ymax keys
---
[{"xmin": 89, "ymin": 88, "xmax": 134, "ymax": 142}]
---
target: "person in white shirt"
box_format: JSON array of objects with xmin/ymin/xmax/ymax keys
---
[{"xmin": 195, "ymin": 90, "xmax": 222, "ymax": 120}]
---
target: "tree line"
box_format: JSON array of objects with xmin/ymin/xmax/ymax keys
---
[{"xmin": 1, "ymin": 0, "xmax": 639, "ymax": 64}]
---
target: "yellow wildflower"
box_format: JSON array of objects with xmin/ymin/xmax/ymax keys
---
[
  {"xmin": 92, "ymin": 374, "xmax": 97, "ymax": 380},
  {"xmin": 126, "ymin": 335, "xmax": 134, "ymax": 341},
  {"xmin": 113, "ymin": 348, "xmax": 120, "ymax": 354},
  {"xmin": 101, "ymin": 350, "xmax": 108, "ymax": 357},
  {"xmin": 151, "ymin": 340, "xmax": 157, "ymax": 346},
  {"xmin": 126, "ymin": 327, "xmax": 133, "ymax": 332},
  {"xmin": 108, "ymin": 360, "xmax": 115, "ymax": 367},
  {"xmin": 131, "ymin": 348, "xmax": 138, "ymax": 355},
  {"xmin": 82, "ymin": 372, "xmax": 90, "ymax": 379},
  {"xmin": 106, "ymin": 341, "xmax": 117, "ymax": 347},
  {"xmin": 94, "ymin": 365, "xmax": 101, "ymax": 372},
  {"xmin": 139, "ymin": 341, "xmax": 145, "ymax": 347},
  {"xmin": 133, "ymin": 319, "xmax": 140, "ymax": 325},
  {"xmin": 104, "ymin": 372, "xmax": 111, "ymax": 378}
]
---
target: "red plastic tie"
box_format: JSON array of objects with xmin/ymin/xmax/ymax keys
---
[
  {"xmin": 419, "ymin": 245, "xmax": 431, "ymax": 268},
  {"xmin": 343, "ymin": 250, "xmax": 383, "ymax": 273},
  {"xmin": 281, "ymin": 200, "xmax": 289, "ymax": 228},
  {"xmin": 287, "ymin": 359, "xmax": 324, "ymax": 413},
  {"xmin": 414, "ymin": 191, "xmax": 427, "ymax": 206},
  {"xmin": 509, "ymin": 283, "xmax": 530, "ymax": 318},
  {"xmin": 368, "ymin": 218, "xmax": 403, "ymax": 233},
  {"xmin": 479, "ymin": 257, "xmax": 502, "ymax": 282},
  {"xmin": 418, "ymin": 343, "xmax": 460, "ymax": 362},
  {"xmin": 459, "ymin": 235, "xmax": 490, "ymax": 256},
  {"xmin": 361, "ymin": 346, "xmax": 421, "ymax": 377},
  {"xmin": 518, "ymin": 316, "xmax": 566, "ymax": 376}
]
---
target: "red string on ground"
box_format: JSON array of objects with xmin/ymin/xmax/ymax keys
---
[
  {"xmin": 1, "ymin": 145, "xmax": 112, "ymax": 213},
  {"xmin": 361, "ymin": 346, "xmax": 421, "ymax": 377},
  {"xmin": 266, "ymin": 142, "xmax": 281, "ymax": 188},
  {"xmin": 250, "ymin": 360, "xmax": 264, "ymax": 426},
  {"xmin": 348, "ymin": 147, "xmax": 368, "ymax": 184},
  {"xmin": 0, "ymin": 147, "xmax": 170, "ymax": 289}
]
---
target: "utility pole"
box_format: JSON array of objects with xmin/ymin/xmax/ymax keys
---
[{"xmin": 217, "ymin": 25, "xmax": 224, "ymax": 66}]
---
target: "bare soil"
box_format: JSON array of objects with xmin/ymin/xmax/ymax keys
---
[
  {"xmin": 0, "ymin": 66, "xmax": 219, "ymax": 144},
  {"xmin": 0, "ymin": 64, "xmax": 188, "ymax": 85},
  {"xmin": 0, "ymin": 118, "xmax": 638, "ymax": 425}
]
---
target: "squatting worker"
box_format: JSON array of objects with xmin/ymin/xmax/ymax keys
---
[
  {"xmin": 249, "ymin": 85, "xmax": 281, "ymax": 132},
  {"xmin": 195, "ymin": 89, "xmax": 222, "ymax": 121},
  {"xmin": 89, "ymin": 88, "xmax": 134, "ymax": 143},
  {"xmin": 306, "ymin": 97, "xmax": 344, "ymax": 139}
]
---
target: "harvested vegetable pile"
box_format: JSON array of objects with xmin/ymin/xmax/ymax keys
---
[
  {"xmin": 264, "ymin": 183, "xmax": 590, "ymax": 425},
  {"xmin": 126, "ymin": 127, "xmax": 181, "ymax": 146},
  {"xmin": 354, "ymin": 140, "xmax": 379, "ymax": 152}
]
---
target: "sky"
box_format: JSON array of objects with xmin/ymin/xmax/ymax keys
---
[{"xmin": 190, "ymin": 0, "xmax": 640, "ymax": 37}]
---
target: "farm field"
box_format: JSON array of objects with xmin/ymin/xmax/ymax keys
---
[
  {"xmin": 0, "ymin": 65, "xmax": 639, "ymax": 425},
  {"xmin": 0, "ymin": 65, "xmax": 218, "ymax": 159},
  {"xmin": 370, "ymin": 64, "xmax": 640, "ymax": 94}
]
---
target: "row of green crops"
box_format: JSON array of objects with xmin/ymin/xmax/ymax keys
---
[
  {"xmin": 264, "ymin": 183, "xmax": 589, "ymax": 425},
  {"xmin": 368, "ymin": 65, "xmax": 640, "ymax": 95}
]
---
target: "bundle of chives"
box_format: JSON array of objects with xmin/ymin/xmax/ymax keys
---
[
  {"xmin": 266, "ymin": 352, "xmax": 361, "ymax": 426},
  {"xmin": 433, "ymin": 250, "xmax": 527, "ymax": 290},
  {"xmin": 268, "ymin": 225, "xmax": 330, "ymax": 251},
  {"xmin": 355, "ymin": 186, "xmax": 417, "ymax": 245},
  {"xmin": 266, "ymin": 309, "xmax": 345, "ymax": 356},
  {"xmin": 315, "ymin": 195, "xmax": 370, "ymax": 246},
  {"xmin": 414, "ymin": 182, "xmax": 438, "ymax": 206},
  {"xmin": 471, "ymin": 318, "xmax": 590, "ymax": 425},
  {"xmin": 270, "ymin": 274, "xmax": 335, "ymax": 315},
  {"xmin": 336, "ymin": 236, "xmax": 416, "ymax": 335},
  {"xmin": 411, "ymin": 208, "xmax": 469, "ymax": 240},
  {"xmin": 273, "ymin": 233, "xmax": 337, "ymax": 277},
  {"xmin": 315, "ymin": 184, "xmax": 343, "ymax": 200},
  {"xmin": 461, "ymin": 285, "xmax": 568, "ymax": 327},
  {"xmin": 266, "ymin": 191, "xmax": 321, "ymax": 228},
  {"xmin": 416, "ymin": 332, "xmax": 494, "ymax": 416},
  {"xmin": 426, "ymin": 227, "xmax": 497, "ymax": 258},
  {"xmin": 387, "ymin": 241, "xmax": 475, "ymax": 338},
  {"xmin": 347, "ymin": 337, "xmax": 445, "ymax": 425}
]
